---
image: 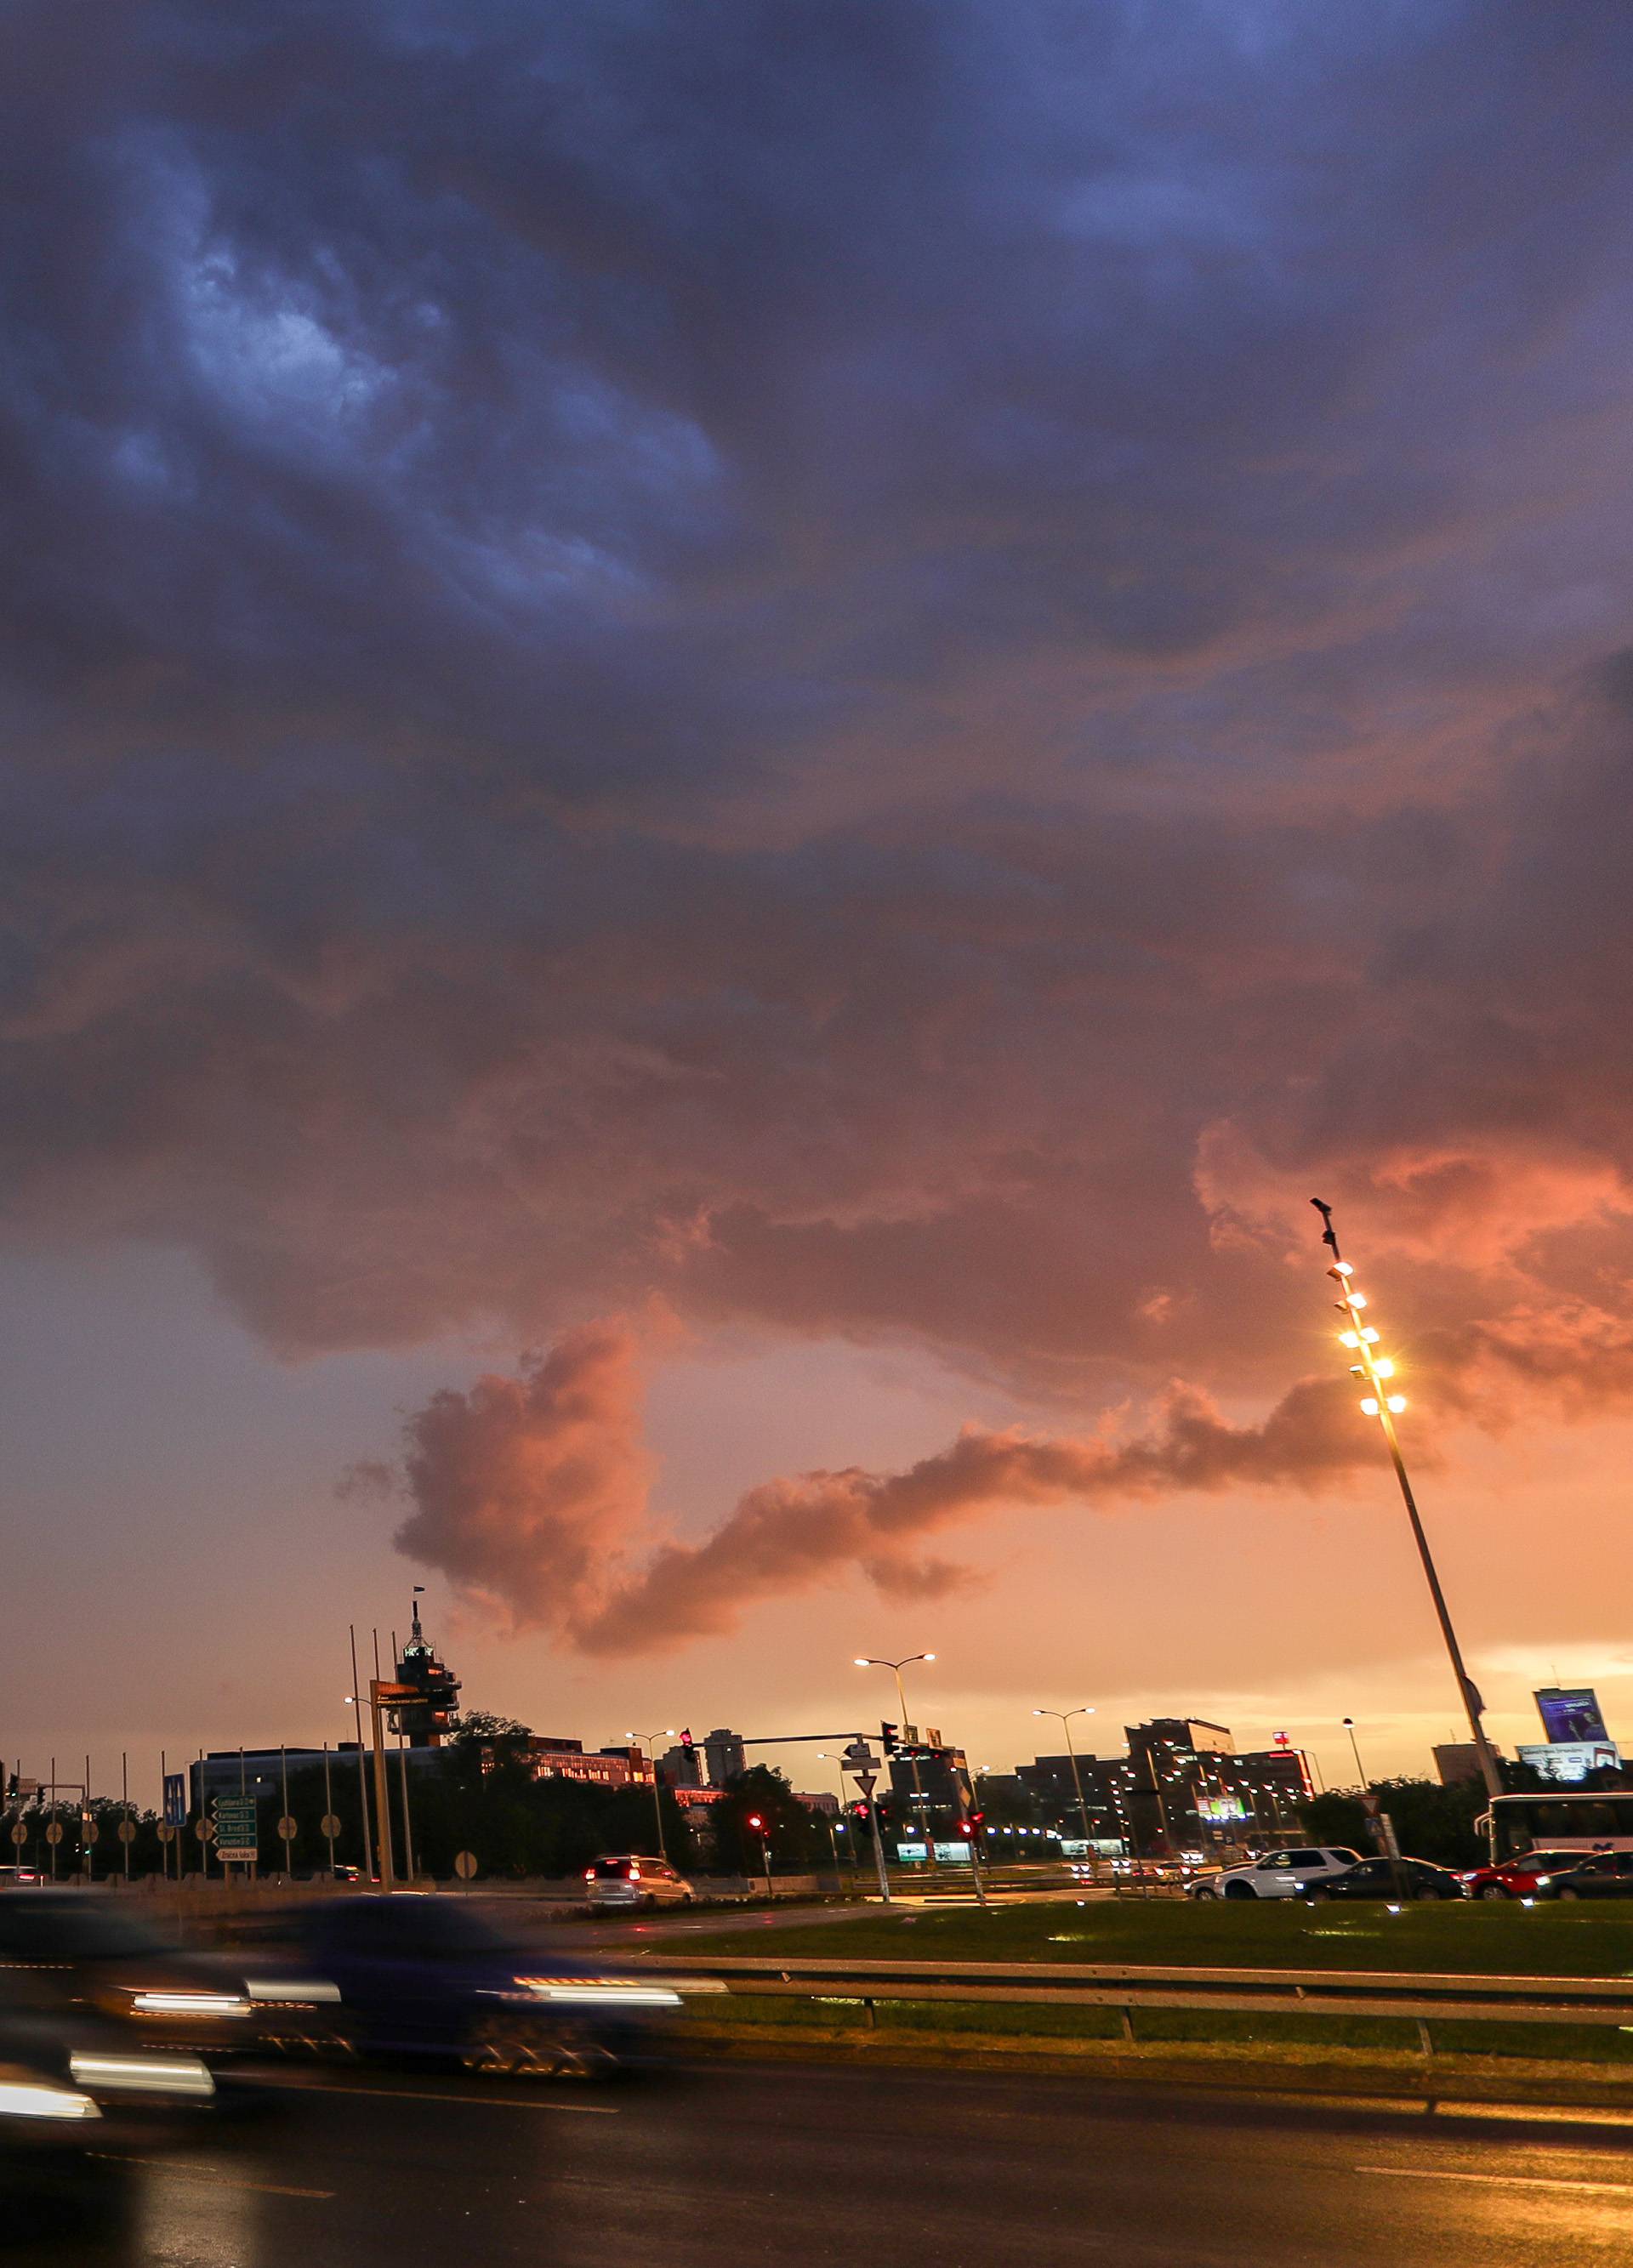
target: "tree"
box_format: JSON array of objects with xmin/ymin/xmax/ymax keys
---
[
  {"xmin": 1299, "ymin": 1776, "xmax": 1490, "ymax": 1868},
  {"xmin": 708, "ymin": 1765, "xmax": 826, "ymax": 1874}
]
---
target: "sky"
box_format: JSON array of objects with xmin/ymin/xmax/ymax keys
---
[{"xmin": 9, "ymin": 0, "xmax": 1633, "ymax": 1805}]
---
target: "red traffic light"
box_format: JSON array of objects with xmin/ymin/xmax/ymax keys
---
[{"xmin": 747, "ymin": 1813, "xmax": 765, "ymax": 1830}]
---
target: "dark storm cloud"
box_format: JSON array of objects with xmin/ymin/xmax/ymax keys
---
[{"xmin": 11, "ymin": 2, "xmax": 1633, "ymax": 1633}]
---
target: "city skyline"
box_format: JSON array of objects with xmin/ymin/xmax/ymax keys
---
[{"xmin": 9, "ymin": 7, "xmax": 1633, "ymax": 1784}]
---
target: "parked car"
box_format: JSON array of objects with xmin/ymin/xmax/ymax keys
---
[
  {"xmin": 584, "ymin": 1856, "xmax": 696, "ymax": 1910},
  {"xmin": 272, "ymin": 1896, "xmax": 682, "ymax": 2075},
  {"xmin": 1460, "ymin": 1850, "xmax": 1589, "ymax": 1900},
  {"xmin": 1188, "ymin": 1846, "xmax": 1363, "ymax": 1900},
  {"xmin": 1298, "ymin": 1856, "xmax": 1464, "ymax": 1901},
  {"xmin": 1533, "ymin": 1851, "xmax": 1633, "ymax": 1901}
]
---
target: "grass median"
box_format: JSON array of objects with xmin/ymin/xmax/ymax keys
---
[{"xmin": 671, "ymin": 1896, "xmax": 1633, "ymax": 2067}]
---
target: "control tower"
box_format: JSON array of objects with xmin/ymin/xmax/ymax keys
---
[{"xmin": 390, "ymin": 1589, "xmax": 462, "ymax": 1746}]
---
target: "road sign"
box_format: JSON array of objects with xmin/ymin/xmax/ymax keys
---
[
  {"xmin": 81, "ymin": 1821, "xmax": 99, "ymax": 1846},
  {"xmin": 320, "ymin": 1813, "xmax": 342, "ymax": 1839},
  {"xmin": 9, "ymin": 1823, "xmax": 26, "ymax": 1847},
  {"xmin": 851, "ymin": 1771, "xmax": 878, "ymax": 1798},
  {"xmin": 117, "ymin": 1821, "xmax": 137, "ymax": 1845},
  {"xmin": 43, "ymin": 1823, "xmax": 63, "ymax": 1845},
  {"xmin": 194, "ymin": 1818, "xmax": 215, "ymax": 1842},
  {"xmin": 276, "ymin": 1816, "xmax": 299, "ymax": 1841},
  {"xmin": 453, "ymin": 1850, "xmax": 479, "ymax": 1880},
  {"xmin": 156, "ymin": 1822, "xmax": 177, "ymax": 1844}
]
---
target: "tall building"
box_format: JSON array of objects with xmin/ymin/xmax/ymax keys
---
[
  {"xmin": 703, "ymin": 1728, "xmax": 747, "ymax": 1786},
  {"xmin": 887, "ymin": 1729, "xmax": 973, "ymax": 1828},
  {"xmin": 1436, "ymin": 1740, "xmax": 1516, "ymax": 1786},
  {"xmin": 1016, "ymin": 1716, "xmax": 1312, "ymax": 1855},
  {"xmin": 388, "ymin": 1594, "xmax": 461, "ymax": 1746},
  {"xmin": 657, "ymin": 1738, "xmax": 706, "ymax": 1788}
]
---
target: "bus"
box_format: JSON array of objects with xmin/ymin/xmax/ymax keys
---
[{"xmin": 1482, "ymin": 1790, "xmax": 1633, "ymax": 1861}]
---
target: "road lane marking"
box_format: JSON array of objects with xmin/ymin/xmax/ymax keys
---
[
  {"xmin": 258, "ymin": 2077, "xmax": 617, "ymax": 2114},
  {"xmin": 1357, "ymin": 2165, "xmax": 1633, "ymax": 2196},
  {"xmin": 90, "ymin": 2155, "xmax": 334, "ymax": 2199}
]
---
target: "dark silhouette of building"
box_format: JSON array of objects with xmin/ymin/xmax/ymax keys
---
[
  {"xmin": 389, "ymin": 1593, "xmax": 461, "ymax": 1747},
  {"xmin": 703, "ymin": 1728, "xmax": 747, "ymax": 1786}
]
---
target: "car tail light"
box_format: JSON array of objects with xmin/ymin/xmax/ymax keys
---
[
  {"xmin": 583, "ymin": 1869, "xmax": 595, "ymax": 1881},
  {"xmin": 628, "ymin": 1867, "xmax": 642, "ymax": 1882}
]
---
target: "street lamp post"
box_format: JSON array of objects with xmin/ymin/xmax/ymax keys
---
[
  {"xmin": 626, "ymin": 1730, "xmax": 677, "ymax": 1862},
  {"xmin": 1312, "ymin": 1200, "xmax": 1504, "ymax": 1803},
  {"xmin": 1342, "ymin": 1716, "xmax": 1369, "ymax": 1790},
  {"xmin": 855, "ymin": 1653, "xmax": 937, "ymax": 1863},
  {"xmin": 1032, "ymin": 1708, "xmax": 1097, "ymax": 1849}
]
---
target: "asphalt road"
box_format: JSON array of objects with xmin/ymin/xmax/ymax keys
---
[{"xmin": 18, "ymin": 2057, "xmax": 1633, "ymax": 2266}]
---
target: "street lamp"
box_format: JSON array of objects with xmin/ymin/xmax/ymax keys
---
[
  {"xmin": 1032, "ymin": 1708, "xmax": 1097, "ymax": 1848},
  {"xmin": 625, "ymin": 1730, "xmax": 677, "ymax": 1862},
  {"xmin": 856, "ymin": 1653, "xmax": 936, "ymax": 1863},
  {"xmin": 1341, "ymin": 1717, "xmax": 1369, "ymax": 1791},
  {"xmin": 1312, "ymin": 1200, "xmax": 1503, "ymax": 1801}
]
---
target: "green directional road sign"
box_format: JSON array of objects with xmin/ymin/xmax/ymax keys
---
[{"xmin": 213, "ymin": 1798, "xmax": 259, "ymax": 1862}]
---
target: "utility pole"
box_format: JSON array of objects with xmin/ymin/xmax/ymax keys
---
[
  {"xmin": 1312, "ymin": 1200, "xmax": 1503, "ymax": 1802},
  {"xmin": 349, "ymin": 1625, "xmax": 376, "ymax": 1882}
]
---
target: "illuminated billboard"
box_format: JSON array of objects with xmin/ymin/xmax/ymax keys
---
[{"xmin": 1534, "ymin": 1687, "xmax": 1610, "ymax": 1745}]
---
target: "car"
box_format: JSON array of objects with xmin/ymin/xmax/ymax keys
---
[
  {"xmin": 1533, "ymin": 1851, "xmax": 1633, "ymax": 1901},
  {"xmin": 584, "ymin": 1856, "xmax": 696, "ymax": 1910},
  {"xmin": 0, "ymin": 1895, "xmax": 263, "ymax": 2061},
  {"xmin": 1188, "ymin": 1846, "xmax": 1363, "ymax": 1900},
  {"xmin": 1297, "ymin": 1856, "xmax": 1464, "ymax": 1901},
  {"xmin": 0, "ymin": 1868, "xmax": 41, "ymax": 1889},
  {"xmin": 1460, "ymin": 1850, "xmax": 1589, "ymax": 1901},
  {"xmin": 273, "ymin": 1896, "xmax": 682, "ymax": 2076}
]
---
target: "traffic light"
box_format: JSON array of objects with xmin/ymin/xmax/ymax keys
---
[
  {"xmin": 747, "ymin": 1812, "xmax": 765, "ymax": 1833},
  {"xmin": 880, "ymin": 1721, "xmax": 899, "ymax": 1756}
]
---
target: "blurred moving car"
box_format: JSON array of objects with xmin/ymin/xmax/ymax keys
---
[
  {"xmin": 1460, "ymin": 1850, "xmax": 1589, "ymax": 1900},
  {"xmin": 0, "ymin": 1896, "xmax": 261, "ymax": 2063},
  {"xmin": 585, "ymin": 1856, "xmax": 696, "ymax": 1910},
  {"xmin": 1188, "ymin": 1847, "xmax": 1363, "ymax": 1900},
  {"xmin": 1533, "ymin": 1851, "xmax": 1633, "ymax": 1901},
  {"xmin": 0, "ymin": 1867, "xmax": 41, "ymax": 1888},
  {"xmin": 275, "ymin": 1896, "xmax": 683, "ymax": 2075},
  {"xmin": 1298, "ymin": 1856, "xmax": 1464, "ymax": 1901}
]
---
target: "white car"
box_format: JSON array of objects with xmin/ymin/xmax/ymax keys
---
[
  {"xmin": 583, "ymin": 1855, "xmax": 696, "ymax": 1909},
  {"xmin": 1188, "ymin": 1845, "xmax": 1363, "ymax": 1900}
]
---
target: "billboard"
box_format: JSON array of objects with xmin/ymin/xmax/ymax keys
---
[
  {"xmin": 1517, "ymin": 1740, "xmax": 1621, "ymax": 1783},
  {"xmin": 1535, "ymin": 1688, "xmax": 1610, "ymax": 1744}
]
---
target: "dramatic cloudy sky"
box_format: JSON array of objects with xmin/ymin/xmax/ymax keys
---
[{"xmin": 9, "ymin": 0, "xmax": 1633, "ymax": 1799}]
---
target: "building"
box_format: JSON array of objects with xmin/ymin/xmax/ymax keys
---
[
  {"xmin": 1435, "ymin": 1741, "xmax": 1508, "ymax": 1787},
  {"xmin": 796, "ymin": 1790, "xmax": 841, "ymax": 1817},
  {"xmin": 888, "ymin": 1728, "xmax": 973, "ymax": 1829},
  {"xmin": 1013, "ymin": 1716, "xmax": 1314, "ymax": 1856},
  {"xmin": 657, "ymin": 1738, "xmax": 706, "ymax": 1789},
  {"xmin": 186, "ymin": 1745, "xmax": 443, "ymax": 1814},
  {"xmin": 519, "ymin": 1737, "xmax": 654, "ymax": 1790},
  {"xmin": 389, "ymin": 1594, "xmax": 461, "ymax": 1745},
  {"xmin": 703, "ymin": 1728, "xmax": 747, "ymax": 1787}
]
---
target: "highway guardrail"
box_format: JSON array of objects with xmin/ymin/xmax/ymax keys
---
[{"xmin": 648, "ymin": 1953, "xmax": 1633, "ymax": 2054}]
